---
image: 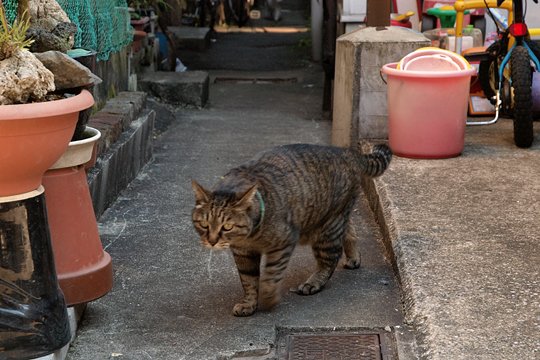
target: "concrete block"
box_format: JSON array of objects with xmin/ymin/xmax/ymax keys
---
[
  {"xmin": 100, "ymin": 102, "xmax": 135, "ymax": 131},
  {"xmin": 98, "ymin": 92, "xmax": 146, "ymax": 131},
  {"xmin": 88, "ymin": 109, "xmax": 155, "ymax": 218},
  {"xmin": 168, "ymin": 26, "xmax": 211, "ymax": 51},
  {"xmin": 331, "ymin": 26, "xmax": 430, "ymax": 147},
  {"xmin": 114, "ymin": 91, "xmax": 147, "ymax": 117},
  {"xmin": 138, "ymin": 71, "xmax": 209, "ymax": 108},
  {"xmin": 88, "ymin": 113, "xmax": 124, "ymax": 153}
]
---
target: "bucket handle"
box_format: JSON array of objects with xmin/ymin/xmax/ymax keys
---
[{"xmin": 380, "ymin": 70, "xmax": 387, "ymax": 85}]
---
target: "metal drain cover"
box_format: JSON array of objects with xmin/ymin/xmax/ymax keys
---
[
  {"xmin": 286, "ymin": 334, "xmax": 382, "ymax": 360},
  {"xmin": 214, "ymin": 77, "xmax": 298, "ymax": 84}
]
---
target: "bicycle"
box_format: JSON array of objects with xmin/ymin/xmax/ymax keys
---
[{"xmin": 454, "ymin": 0, "xmax": 540, "ymax": 148}]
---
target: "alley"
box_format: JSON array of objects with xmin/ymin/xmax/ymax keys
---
[{"xmin": 68, "ymin": 1, "xmax": 408, "ymax": 359}]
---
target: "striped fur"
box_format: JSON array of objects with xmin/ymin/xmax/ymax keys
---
[{"xmin": 191, "ymin": 143, "xmax": 391, "ymax": 316}]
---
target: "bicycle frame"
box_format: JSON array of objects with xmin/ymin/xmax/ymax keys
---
[{"xmin": 453, "ymin": 0, "xmax": 540, "ymax": 126}]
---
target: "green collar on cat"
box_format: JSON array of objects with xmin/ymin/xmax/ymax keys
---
[{"xmin": 253, "ymin": 190, "xmax": 265, "ymax": 231}]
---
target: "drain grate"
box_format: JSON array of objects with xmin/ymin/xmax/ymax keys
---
[
  {"xmin": 287, "ymin": 334, "xmax": 382, "ymax": 360},
  {"xmin": 214, "ymin": 77, "xmax": 298, "ymax": 84}
]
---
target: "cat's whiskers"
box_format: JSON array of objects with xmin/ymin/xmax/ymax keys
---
[
  {"xmin": 202, "ymin": 240, "xmax": 230, "ymax": 250},
  {"xmin": 206, "ymin": 248, "xmax": 214, "ymax": 281}
]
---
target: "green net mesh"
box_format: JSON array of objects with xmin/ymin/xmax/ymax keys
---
[{"xmin": 2, "ymin": 0, "xmax": 133, "ymax": 61}]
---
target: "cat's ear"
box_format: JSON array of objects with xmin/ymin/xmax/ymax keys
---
[
  {"xmin": 192, "ymin": 180, "xmax": 211, "ymax": 204},
  {"xmin": 234, "ymin": 185, "xmax": 258, "ymax": 210}
]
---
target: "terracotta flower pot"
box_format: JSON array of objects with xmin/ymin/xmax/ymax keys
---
[
  {"xmin": 132, "ymin": 30, "xmax": 148, "ymax": 53},
  {"xmin": 0, "ymin": 90, "xmax": 94, "ymax": 358},
  {"xmin": 43, "ymin": 127, "xmax": 113, "ymax": 306},
  {"xmin": 131, "ymin": 16, "xmax": 150, "ymax": 31},
  {"xmin": 0, "ymin": 90, "xmax": 95, "ymax": 197}
]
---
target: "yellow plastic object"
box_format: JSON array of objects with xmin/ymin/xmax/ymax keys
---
[{"xmin": 392, "ymin": 10, "xmax": 415, "ymax": 22}]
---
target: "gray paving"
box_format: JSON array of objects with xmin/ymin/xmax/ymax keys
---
[
  {"xmin": 70, "ymin": 0, "xmax": 540, "ymax": 358},
  {"xmin": 67, "ymin": 65, "xmax": 406, "ymax": 359},
  {"xmin": 369, "ymin": 119, "xmax": 540, "ymax": 359}
]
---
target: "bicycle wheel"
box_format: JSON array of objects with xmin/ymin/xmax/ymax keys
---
[{"xmin": 510, "ymin": 45, "xmax": 534, "ymax": 148}]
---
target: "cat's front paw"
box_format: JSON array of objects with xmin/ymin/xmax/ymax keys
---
[
  {"xmin": 343, "ymin": 258, "xmax": 360, "ymax": 269},
  {"xmin": 233, "ymin": 301, "xmax": 257, "ymax": 316},
  {"xmin": 294, "ymin": 282, "xmax": 322, "ymax": 295}
]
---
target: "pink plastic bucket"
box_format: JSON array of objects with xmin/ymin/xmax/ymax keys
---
[{"xmin": 382, "ymin": 63, "xmax": 476, "ymax": 158}]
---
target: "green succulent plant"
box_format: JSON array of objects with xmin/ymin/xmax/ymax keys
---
[{"xmin": 0, "ymin": 0, "xmax": 33, "ymax": 61}]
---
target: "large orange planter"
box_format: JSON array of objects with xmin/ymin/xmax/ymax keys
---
[
  {"xmin": 43, "ymin": 127, "xmax": 113, "ymax": 306},
  {"xmin": 0, "ymin": 91, "xmax": 94, "ymax": 359},
  {"xmin": 0, "ymin": 90, "xmax": 94, "ymax": 197}
]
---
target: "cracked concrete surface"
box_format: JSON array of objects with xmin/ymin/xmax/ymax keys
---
[{"xmin": 67, "ymin": 66, "xmax": 407, "ymax": 359}]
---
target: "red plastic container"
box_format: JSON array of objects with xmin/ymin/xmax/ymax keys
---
[
  {"xmin": 382, "ymin": 63, "xmax": 476, "ymax": 159},
  {"xmin": 43, "ymin": 127, "xmax": 112, "ymax": 305}
]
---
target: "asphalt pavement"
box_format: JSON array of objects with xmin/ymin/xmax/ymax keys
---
[
  {"xmin": 69, "ymin": 0, "xmax": 540, "ymax": 358},
  {"xmin": 67, "ymin": 1, "xmax": 412, "ymax": 358}
]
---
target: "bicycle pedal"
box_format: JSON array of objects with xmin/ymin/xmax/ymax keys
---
[{"xmin": 250, "ymin": 10, "xmax": 261, "ymax": 19}]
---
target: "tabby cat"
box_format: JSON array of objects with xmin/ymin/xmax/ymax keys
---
[{"xmin": 191, "ymin": 143, "xmax": 392, "ymax": 316}]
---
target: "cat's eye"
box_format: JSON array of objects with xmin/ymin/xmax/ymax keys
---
[
  {"xmin": 222, "ymin": 223, "xmax": 234, "ymax": 231},
  {"xmin": 199, "ymin": 220, "xmax": 209, "ymax": 229}
]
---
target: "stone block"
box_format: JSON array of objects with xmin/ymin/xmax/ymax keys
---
[
  {"xmin": 168, "ymin": 26, "xmax": 211, "ymax": 51},
  {"xmin": 113, "ymin": 92, "xmax": 147, "ymax": 118},
  {"xmin": 100, "ymin": 102, "xmax": 135, "ymax": 131},
  {"xmin": 138, "ymin": 71, "xmax": 209, "ymax": 107},
  {"xmin": 87, "ymin": 109, "xmax": 155, "ymax": 218},
  {"xmin": 88, "ymin": 112, "xmax": 124, "ymax": 154},
  {"xmin": 331, "ymin": 26, "xmax": 430, "ymax": 147}
]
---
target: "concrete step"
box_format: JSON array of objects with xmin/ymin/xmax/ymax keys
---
[
  {"xmin": 168, "ymin": 26, "xmax": 211, "ymax": 51},
  {"xmin": 138, "ymin": 70, "xmax": 209, "ymax": 108},
  {"xmin": 86, "ymin": 91, "xmax": 156, "ymax": 217}
]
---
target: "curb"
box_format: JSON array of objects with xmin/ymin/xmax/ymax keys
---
[
  {"xmin": 362, "ymin": 176, "xmax": 423, "ymax": 360},
  {"xmin": 359, "ymin": 141, "xmax": 422, "ymax": 360},
  {"xmin": 88, "ymin": 109, "xmax": 155, "ymax": 217}
]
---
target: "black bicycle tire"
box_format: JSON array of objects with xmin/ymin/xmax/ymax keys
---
[{"xmin": 511, "ymin": 45, "xmax": 534, "ymax": 148}]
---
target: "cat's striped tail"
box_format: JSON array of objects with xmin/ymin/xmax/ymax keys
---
[{"xmin": 359, "ymin": 144, "xmax": 392, "ymax": 177}]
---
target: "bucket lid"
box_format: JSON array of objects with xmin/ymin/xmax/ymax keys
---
[
  {"xmin": 398, "ymin": 47, "xmax": 471, "ymax": 71},
  {"xmin": 382, "ymin": 62, "xmax": 477, "ymax": 78},
  {"xmin": 403, "ymin": 54, "xmax": 462, "ymax": 71}
]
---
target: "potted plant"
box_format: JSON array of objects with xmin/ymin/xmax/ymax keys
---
[
  {"xmin": 0, "ymin": 0, "xmax": 96, "ymax": 357},
  {"xmin": 128, "ymin": 0, "xmax": 186, "ymax": 69},
  {"xmin": 0, "ymin": 0, "xmax": 113, "ymax": 308}
]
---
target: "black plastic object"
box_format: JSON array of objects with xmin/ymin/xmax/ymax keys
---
[
  {"xmin": 0, "ymin": 192, "xmax": 71, "ymax": 360},
  {"xmin": 69, "ymin": 50, "xmax": 97, "ymax": 141}
]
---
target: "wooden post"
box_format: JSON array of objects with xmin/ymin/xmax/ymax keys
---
[
  {"xmin": 366, "ymin": 0, "xmax": 390, "ymax": 27},
  {"xmin": 322, "ymin": 0, "xmax": 337, "ymax": 112}
]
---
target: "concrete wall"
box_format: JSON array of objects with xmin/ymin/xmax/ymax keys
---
[
  {"xmin": 331, "ymin": 26, "xmax": 430, "ymax": 147},
  {"xmin": 92, "ymin": 47, "xmax": 131, "ymax": 110}
]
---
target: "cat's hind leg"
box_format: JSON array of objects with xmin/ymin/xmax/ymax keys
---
[
  {"xmin": 295, "ymin": 214, "xmax": 348, "ymax": 295},
  {"xmin": 343, "ymin": 221, "xmax": 361, "ymax": 269},
  {"xmin": 231, "ymin": 248, "xmax": 261, "ymax": 316}
]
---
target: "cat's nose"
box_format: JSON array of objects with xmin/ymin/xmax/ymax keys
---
[{"xmin": 208, "ymin": 234, "xmax": 219, "ymax": 246}]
